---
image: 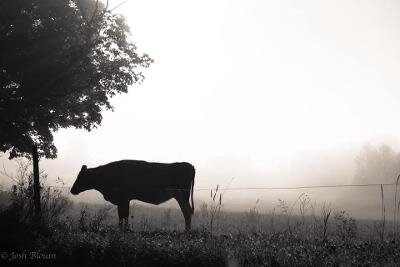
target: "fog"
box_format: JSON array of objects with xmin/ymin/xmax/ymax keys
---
[{"xmin": 2, "ymin": 0, "xmax": 400, "ymax": 219}]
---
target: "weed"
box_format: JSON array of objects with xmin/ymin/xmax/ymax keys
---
[
  {"xmin": 209, "ymin": 184, "xmax": 223, "ymax": 235},
  {"xmin": 312, "ymin": 202, "xmax": 332, "ymax": 241},
  {"xmin": 394, "ymin": 174, "xmax": 400, "ymax": 235},
  {"xmin": 245, "ymin": 199, "xmax": 261, "ymax": 232},
  {"xmin": 334, "ymin": 210, "xmax": 357, "ymax": 240}
]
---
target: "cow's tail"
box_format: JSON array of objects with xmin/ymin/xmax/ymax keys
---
[{"xmin": 191, "ymin": 166, "xmax": 195, "ymax": 215}]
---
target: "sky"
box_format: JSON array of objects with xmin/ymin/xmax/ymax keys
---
[{"xmin": 3, "ymin": 0, "xmax": 400, "ymax": 194}]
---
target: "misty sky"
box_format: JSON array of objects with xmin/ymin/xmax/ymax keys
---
[{"xmin": 2, "ymin": 0, "xmax": 400, "ymax": 190}]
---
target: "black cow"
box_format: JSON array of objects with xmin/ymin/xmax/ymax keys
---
[{"xmin": 70, "ymin": 160, "xmax": 195, "ymax": 230}]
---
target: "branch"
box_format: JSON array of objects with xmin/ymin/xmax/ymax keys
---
[
  {"xmin": 89, "ymin": 0, "xmax": 99, "ymax": 24},
  {"xmin": 110, "ymin": 0, "xmax": 129, "ymax": 11},
  {"xmin": 77, "ymin": 0, "xmax": 90, "ymax": 25},
  {"xmin": 1, "ymin": 163, "xmax": 18, "ymax": 183}
]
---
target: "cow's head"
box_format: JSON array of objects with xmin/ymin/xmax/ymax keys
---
[{"xmin": 70, "ymin": 165, "xmax": 93, "ymax": 195}]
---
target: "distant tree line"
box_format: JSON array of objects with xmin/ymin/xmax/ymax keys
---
[{"xmin": 354, "ymin": 144, "xmax": 400, "ymax": 184}]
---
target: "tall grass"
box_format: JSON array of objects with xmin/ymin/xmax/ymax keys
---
[
  {"xmin": 1, "ymin": 164, "xmax": 400, "ymax": 265},
  {"xmin": 244, "ymin": 199, "xmax": 261, "ymax": 232},
  {"xmin": 312, "ymin": 202, "xmax": 332, "ymax": 241},
  {"xmin": 1, "ymin": 182, "xmax": 399, "ymax": 266},
  {"xmin": 5, "ymin": 160, "xmax": 72, "ymax": 229},
  {"xmin": 394, "ymin": 174, "xmax": 400, "ymax": 234},
  {"xmin": 209, "ymin": 185, "xmax": 222, "ymax": 235},
  {"xmin": 374, "ymin": 184, "xmax": 386, "ymax": 241}
]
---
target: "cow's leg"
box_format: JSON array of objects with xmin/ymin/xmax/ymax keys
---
[
  {"xmin": 117, "ymin": 200, "xmax": 129, "ymax": 230},
  {"xmin": 176, "ymin": 197, "xmax": 192, "ymax": 231},
  {"xmin": 117, "ymin": 203, "xmax": 123, "ymax": 229}
]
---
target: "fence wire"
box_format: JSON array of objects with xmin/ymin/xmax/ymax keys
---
[{"xmin": 36, "ymin": 182, "xmax": 399, "ymax": 192}]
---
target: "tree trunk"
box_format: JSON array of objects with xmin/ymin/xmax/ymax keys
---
[{"xmin": 32, "ymin": 144, "xmax": 41, "ymax": 217}]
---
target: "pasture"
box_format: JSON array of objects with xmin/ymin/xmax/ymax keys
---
[
  {"xmin": 1, "ymin": 180, "xmax": 400, "ymax": 266},
  {"xmin": 3, "ymin": 1, "xmax": 400, "ymax": 266}
]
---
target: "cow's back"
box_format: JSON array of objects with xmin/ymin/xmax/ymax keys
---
[{"xmin": 94, "ymin": 160, "xmax": 194, "ymax": 191}]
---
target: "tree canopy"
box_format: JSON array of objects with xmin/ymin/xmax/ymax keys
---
[{"xmin": 0, "ymin": 0, "xmax": 152, "ymax": 159}]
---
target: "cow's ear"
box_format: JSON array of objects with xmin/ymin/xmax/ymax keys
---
[{"xmin": 81, "ymin": 165, "xmax": 87, "ymax": 172}]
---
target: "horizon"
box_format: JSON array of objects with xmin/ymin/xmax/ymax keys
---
[{"xmin": 2, "ymin": 0, "xmax": 400, "ymax": 218}]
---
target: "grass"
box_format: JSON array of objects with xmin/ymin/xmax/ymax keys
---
[
  {"xmin": 2, "ymin": 216, "xmax": 400, "ymax": 266},
  {"xmin": 1, "ymin": 190, "xmax": 400, "ymax": 266},
  {"xmin": 1, "ymin": 167, "xmax": 400, "ymax": 266}
]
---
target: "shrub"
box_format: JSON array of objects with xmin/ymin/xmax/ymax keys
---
[
  {"xmin": 334, "ymin": 210, "xmax": 357, "ymax": 240},
  {"xmin": 0, "ymin": 160, "xmax": 72, "ymax": 248}
]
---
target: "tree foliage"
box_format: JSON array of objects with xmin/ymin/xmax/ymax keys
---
[
  {"xmin": 354, "ymin": 144, "xmax": 400, "ymax": 183},
  {"xmin": 0, "ymin": 0, "xmax": 152, "ymax": 159}
]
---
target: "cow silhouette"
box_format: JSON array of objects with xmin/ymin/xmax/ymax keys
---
[{"xmin": 70, "ymin": 160, "xmax": 195, "ymax": 230}]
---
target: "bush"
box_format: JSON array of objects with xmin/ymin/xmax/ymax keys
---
[
  {"xmin": 334, "ymin": 210, "xmax": 357, "ymax": 240},
  {"xmin": 0, "ymin": 160, "xmax": 72, "ymax": 249}
]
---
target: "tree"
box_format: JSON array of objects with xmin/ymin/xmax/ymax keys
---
[
  {"xmin": 0, "ymin": 0, "xmax": 152, "ymax": 217},
  {"xmin": 354, "ymin": 144, "xmax": 400, "ymax": 184}
]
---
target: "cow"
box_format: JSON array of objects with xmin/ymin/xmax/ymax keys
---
[{"xmin": 70, "ymin": 160, "xmax": 195, "ymax": 230}]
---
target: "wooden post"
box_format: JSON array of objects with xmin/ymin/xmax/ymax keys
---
[{"xmin": 32, "ymin": 144, "xmax": 41, "ymax": 217}]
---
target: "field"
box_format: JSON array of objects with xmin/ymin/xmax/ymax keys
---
[{"xmin": 1, "ymin": 179, "xmax": 400, "ymax": 266}]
